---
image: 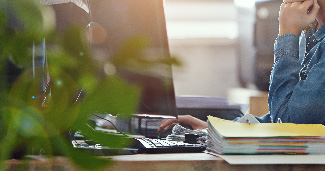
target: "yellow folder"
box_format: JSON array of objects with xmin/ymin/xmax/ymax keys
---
[{"xmin": 208, "ymin": 116, "xmax": 325, "ymax": 138}]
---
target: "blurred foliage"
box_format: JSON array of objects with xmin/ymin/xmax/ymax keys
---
[{"xmin": 0, "ymin": 0, "xmax": 180, "ymax": 170}]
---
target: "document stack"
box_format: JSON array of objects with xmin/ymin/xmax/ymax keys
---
[{"xmin": 207, "ymin": 116, "xmax": 325, "ymax": 155}]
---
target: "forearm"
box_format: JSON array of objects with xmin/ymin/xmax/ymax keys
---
[{"xmin": 178, "ymin": 115, "xmax": 207, "ymax": 130}]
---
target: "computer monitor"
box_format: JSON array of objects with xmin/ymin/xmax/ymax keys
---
[
  {"xmin": 52, "ymin": 0, "xmax": 178, "ymax": 117},
  {"xmin": 89, "ymin": 0, "xmax": 177, "ymax": 116}
]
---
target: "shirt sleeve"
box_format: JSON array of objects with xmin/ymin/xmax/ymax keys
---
[
  {"xmin": 233, "ymin": 113, "xmax": 272, "ymax": 123},
  {"xmin": 269, "ymin": 33, "xmax": 325, "ymax": 125}
]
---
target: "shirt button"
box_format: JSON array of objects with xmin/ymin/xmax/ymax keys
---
[{"xmin": 313, "ymin": 38, "xmax": 317, "ymax": 42}]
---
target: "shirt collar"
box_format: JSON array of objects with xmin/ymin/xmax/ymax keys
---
[{"xmin": 313, "ymin": 23, "xmax": 325, "ymax": 41}]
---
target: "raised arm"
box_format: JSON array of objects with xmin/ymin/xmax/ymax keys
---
[{"xmin": 268, "ymin": 0, "xmax": 325, "ymax": 124}]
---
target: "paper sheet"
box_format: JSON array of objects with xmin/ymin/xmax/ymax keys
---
[
  {"xmin": 208, "ymin": 116, "xmax": 325, "ymax": 137},
  {"xmin": 216, "ymin": 154, "xmax": 325, "ymax": 165}
]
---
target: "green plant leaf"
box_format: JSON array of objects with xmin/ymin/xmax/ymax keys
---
[
  {"xmin": 8, "ymin": 0, "xmax": 46, "ymax": 39},
  {"xmin": 80, "ymin": 75, "xmax": 140, "ymax": 116},
  {"xmin": 76, "ymin": 121, "xmax": 132, "ymax": 149},
  {"xmin": 50, "ymin": 135, "xmax": 113, "ymax": 171}
]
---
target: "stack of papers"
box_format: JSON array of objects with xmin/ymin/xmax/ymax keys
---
[{"xmin": 207, "ymin": 116, "xmax": 325, "ymax": 155}]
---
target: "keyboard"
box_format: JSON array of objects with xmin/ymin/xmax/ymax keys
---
[
  {"xmin": 73, "ymin": 136, "xmax": 206, "ymax": 154},
  {"xmin": 133, "ymin": 138, "xmax": 206, "ymax": 153},
  {"xmin": 72, "ymin": 125, "xmax": 206, "ymax": 154}
]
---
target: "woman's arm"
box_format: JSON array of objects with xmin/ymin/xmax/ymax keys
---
[
  {"xmin": 269, "ymin": 0, "xmax": 325, "ymax": 124},
  {"xmin": 158, "ymin": 115, "xmax": 207, "ymax": 132}
]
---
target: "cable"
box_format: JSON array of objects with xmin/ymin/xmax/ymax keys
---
[
  {"xmin": 68, "ymin": 129, "xmax": 78, "ymax": 145},
  {"xmin": 92, "ymin": 114, "xmax": 127, "ymax": 136}
]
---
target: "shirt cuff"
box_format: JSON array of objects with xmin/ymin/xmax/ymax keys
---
[{"xmin": 274, "ymin": 34, "xmax": 300, "ymax": 62}]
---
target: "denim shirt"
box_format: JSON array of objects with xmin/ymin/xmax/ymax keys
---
[{"xmin": 257, "ymin": 23, "xmax": 325, "ymax": 124}]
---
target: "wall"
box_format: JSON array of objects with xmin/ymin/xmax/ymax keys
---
[{"xmin": 164, "ymin": 0, "xmax": 240, "ymax": 98}]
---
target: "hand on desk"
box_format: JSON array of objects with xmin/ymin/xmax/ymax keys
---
[{"xmin": 158, "ymin": 115, "xmax": 207, "ymax": 132}]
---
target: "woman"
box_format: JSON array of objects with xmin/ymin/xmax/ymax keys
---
[{"xmin": 159, "ymin": 0, "xmax": 325, "ymax": 132}]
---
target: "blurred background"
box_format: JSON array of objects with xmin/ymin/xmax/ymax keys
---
[{"xmin": 165, "ymin": 0, "xmax": 282, "ymax": 115}]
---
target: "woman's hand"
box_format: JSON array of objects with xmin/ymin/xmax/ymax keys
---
[
  {"xmin": 279, "ymin": 0, "xmax": 319, "ymax": 36},
  {"xmin": 157, "ymin": 115, "xmax": 207, "ymax": 132},
  {"xmin": 283, "ymin": 0, "xmax": 305, "ymax": 3}
]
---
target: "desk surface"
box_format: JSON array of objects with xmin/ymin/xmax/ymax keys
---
[{"xmin": 7, "ymin": 153, "xmax": 325, "ymax": 171}]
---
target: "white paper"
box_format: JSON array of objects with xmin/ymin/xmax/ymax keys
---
[{"xmin": 216, "ymin": 154, "xmax": 325, "ymax": 165}]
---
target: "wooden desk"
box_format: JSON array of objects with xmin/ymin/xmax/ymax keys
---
[{"xmin": 7, "ymin": 153, "xmax": 325, "ymax": 171}]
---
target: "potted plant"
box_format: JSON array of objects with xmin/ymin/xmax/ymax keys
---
[{"xmin": 0, "ymin": 0, "xmax": 179, "ymax": 170}]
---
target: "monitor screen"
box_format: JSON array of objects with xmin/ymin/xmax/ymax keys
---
[{"xmin": 52, "ymin": 0, "xmax": 177, "ymax": 116}]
